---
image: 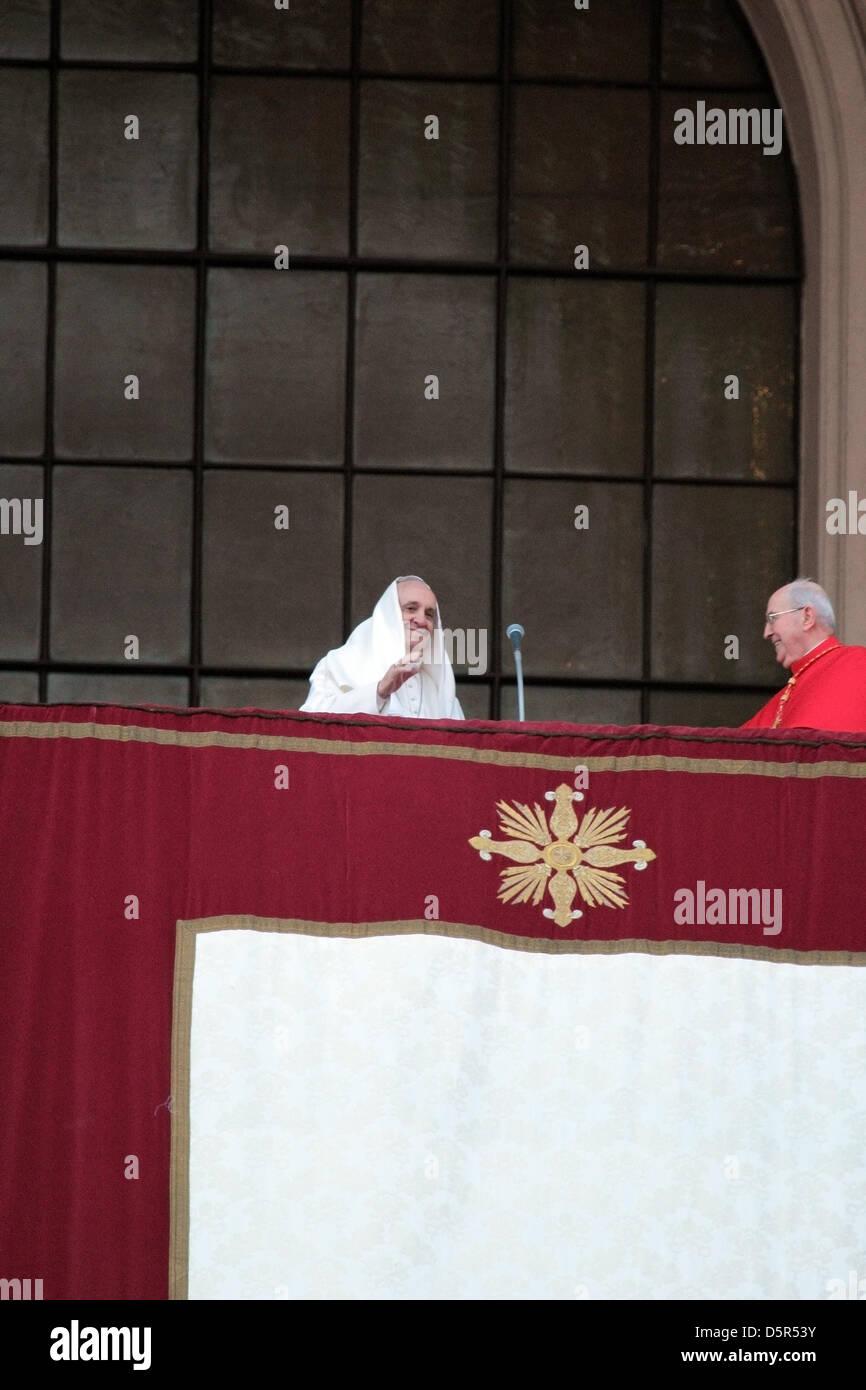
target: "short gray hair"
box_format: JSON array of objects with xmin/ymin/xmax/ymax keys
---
[{"xmin": 782, "ymin": 578, "xmax": 836, "ymax": 632}]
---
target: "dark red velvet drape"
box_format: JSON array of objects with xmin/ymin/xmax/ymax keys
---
[{"xmin": 2, "ymin": 702, "xmax": 864, "ymax": 1299}]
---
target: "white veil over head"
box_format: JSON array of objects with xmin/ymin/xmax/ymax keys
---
[{"xmin": 303, "ymin": 576, "xmax": 459, "ymax": 715}]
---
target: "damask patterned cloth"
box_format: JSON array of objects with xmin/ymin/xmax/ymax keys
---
[{"xmin": 178, "ymin": 924, "xmax": 866, "ymax": 1301}]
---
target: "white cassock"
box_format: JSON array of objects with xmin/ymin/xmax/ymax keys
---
[{"xmin": 299, "ymin": 577, "xmax": 465, "ymax": 719}]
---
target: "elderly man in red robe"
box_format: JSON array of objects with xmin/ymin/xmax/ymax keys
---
[{"xmin": 742, "ymin": 578, "xmax": 866, "ymax": 732}]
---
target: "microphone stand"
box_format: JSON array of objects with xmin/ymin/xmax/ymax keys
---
[
  {"xmin": 514, "ymin": 647, "xmax": 525, "ymax": 722},
  {"xmin": 507, "ymin": 624, "xmax": 525, "ymax": 722}
]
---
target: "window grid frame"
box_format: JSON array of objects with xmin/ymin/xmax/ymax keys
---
[{"xmin": 0, "ymin": 0, "xmax": 802, "ymax": 721}]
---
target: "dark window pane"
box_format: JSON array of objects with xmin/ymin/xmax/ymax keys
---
[
  {"xmin": 354, "ymin": 274, "xmax": 495, "ymax": 470},
  {"xmin": 650, "ymin": 484, "xmax": 794, "ymax": 683},
  {"xmin": 657, "ymin": 91, "xmax": 795, "ymax": 273},
  {"xmin": 662, "ymin": 0, "xmax": 767, "ymax": 86},
  {"xmin": 655, "ymin": 283, "xmax": 795, "ymax": 481},
  {"xmin": 513, "ymin": 0, "xmax": 650, "ymax": 81},
  {"xmin": 0, "ymin": 262, "xmax": 46, "ymax": 455},
  {"xmin": 361, "ymin": 0, "xmax": 498, "ymax": 75},
  {"xmin": 648, "ymin": 688, "xmax": 772, "ymax": 728},
  {"xmin": 0, "ymin": 464, "xmax": 43, "ymax": 659},
  {"xmin": 209, "ymin": 77, "xmax": 349, "ymax": 256},
  {"xmin": 46, "ymin": 673, "xmax": 189, "ymax": 705},
  {"xmin": 0, "ymin": 671, "xmax": 39, "ymax": 701},
  {"xmin": 205, "ymin": 270, "xmax": 346, "ymax": 465},
  {"xmin": 54, "ymin": 266, "xmax": 195, "ymax": 460},
  {"xmin": 58, "ymin": 73, "xmax": 198, "ymax": 250},
  {"xmin": 352, "ymin": 475, "xmax": 492, "ymax": 642},
  {"xmin": 455, "ymin": 679, "xmax": 491, "ymax": 720},
  {"xmin": 506, "ymin": 278, "xmax": 644, "ymax": 475},
  {"xmin": 199, "ymin": 676, "xmax": 311, "ymax": 711},
  {"xmin": 510, "ymin": 87, "xmax": 649, "ymax": 268},
  {"xmin": 501, "ymin": 684, "xmax": 642, "ymax": 725},
  {"xmin": 212, "ymin": 0, "xmax": 351, "ymax": 70},
  {"xmin": 0, "ymin": 70, "xmax": 48, "ymax": 246},
  {"xmin": 359, "ymin": 81, "xmax": 498, "ymax": 260},
  {"xmin": 50, "ymin": 467, "xmax": 192, "ymax": 663},
  {"xmin": 0, "ymin": 0, "xmax": 50, "ymax": 58},
  {"xmin": 503, "ymin": 480, "xmax": 644, "ymax": 679},
  {"xmin": 61, "ymin": 0, "xmax": 198, "ymax": 61},
  {"xmin": 202, "ymin": 470, "xmax": 343, "ymax": 670}
]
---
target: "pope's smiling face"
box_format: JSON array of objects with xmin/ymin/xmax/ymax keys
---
[
  {"xmin": 398, "ymin": 580, "xmax": 437, "ymax": 654},
  {"xmin": 763, "ymin": 589, "xmax": 811, "ymax": 669}
]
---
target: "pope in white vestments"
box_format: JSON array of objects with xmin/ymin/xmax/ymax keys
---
[{"xmin": 299, "ymin": 575, "xmax": 465, "ymax": 719}]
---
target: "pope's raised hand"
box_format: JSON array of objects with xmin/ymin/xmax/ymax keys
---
[{"xmin": 377, "ymin": 634, "xmax": 425, "ymax": 700}]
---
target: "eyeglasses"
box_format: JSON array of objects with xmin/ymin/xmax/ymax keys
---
[{"xmin": 764, "ymin": 605, "xmax": 805, "ymax": 625}]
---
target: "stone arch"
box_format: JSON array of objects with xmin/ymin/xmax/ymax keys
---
[{"xmin": 740, "ymin": 0, "xmax": 866, "ymax": 637}]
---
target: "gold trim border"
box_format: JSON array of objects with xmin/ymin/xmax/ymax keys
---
[
  {"xmin": 169, "ymin": 921, "xmax": 196, "ymax": 1303},
  {"xmin": 169, "ymin": 913, "xmax": 866, "ymax": 1301},
  {"xmin": 5, "ymin": 717, "xmax": 866, "ymax": 779}
]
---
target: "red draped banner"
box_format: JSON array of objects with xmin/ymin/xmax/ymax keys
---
[{"xmin": 1, "ymin": 702, "xmax": 865, "ymax": 1300}]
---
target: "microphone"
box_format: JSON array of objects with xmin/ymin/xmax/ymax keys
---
[{"xmin": 506, "ymin": 623, "xmax": 526, "ymax": 722}]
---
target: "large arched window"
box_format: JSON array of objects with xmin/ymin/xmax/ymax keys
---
[{"xmin": 0, "ymin": 0, "xmax": 800, "ymax": 725}]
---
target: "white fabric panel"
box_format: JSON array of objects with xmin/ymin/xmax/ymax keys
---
[{"xmin": 186, "ymin": 930, "xmax": 866, "ymax": 1300}]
